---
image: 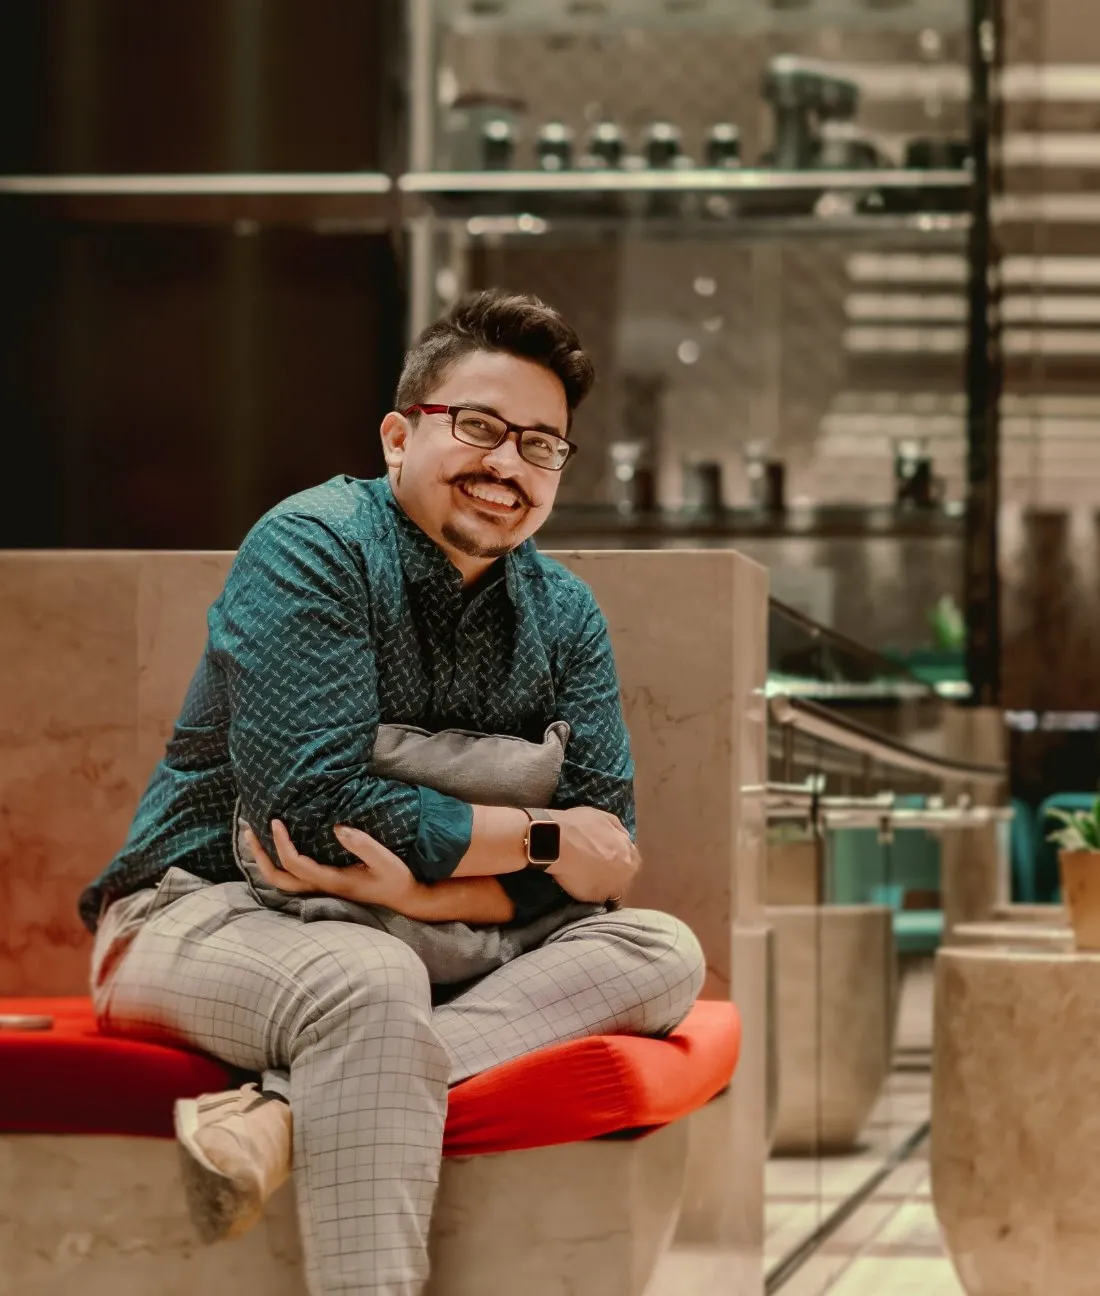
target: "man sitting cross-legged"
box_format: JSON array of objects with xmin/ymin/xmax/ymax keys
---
[{"xmin": 79, "ymin": 288, "xmax": 705, "ymax": 1296}]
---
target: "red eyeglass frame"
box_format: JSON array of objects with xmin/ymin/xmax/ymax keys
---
[{"xmin": 401, "ymin": 403, "xmax": 578, "ymax": 470}]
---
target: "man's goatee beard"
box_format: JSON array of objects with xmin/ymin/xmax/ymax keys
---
[{"xmin": 441, "ymin": 520, "xmax": 517, "ymax": 560}]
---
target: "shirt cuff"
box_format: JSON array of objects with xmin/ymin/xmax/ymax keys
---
[
  {"xmin": 409, "ymin": 786, "xmax": 474, "ymax": 882},
  {"xmin": 497, "ymin": 870, "xmax": 572, "ymax": 925}
]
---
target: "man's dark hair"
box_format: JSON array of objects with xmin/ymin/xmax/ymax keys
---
[{"xmin": 394, "ymin": 289, "xmax": 595, "ymax": 424}]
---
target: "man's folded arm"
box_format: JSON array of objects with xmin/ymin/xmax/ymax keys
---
[
  {"xmin": 496, "ymin": 585, "xmax": 638, "ymax": 923},
  {"xmin": 210, "ymin": 510, "xmax": 473, "ymax": 882}
]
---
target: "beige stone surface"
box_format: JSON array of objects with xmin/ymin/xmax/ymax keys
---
[
  {"xmin": 933, "ymin": 948, "xmax": 1100, "ymax": 1295},
  {"xmin": 767, "ymin": 835, "xmax": 821, "ymax": 907},
  {"xmin": 768, "ymin": 905, "xmax": 896, "ymax": 1155},
  {"xmin": 0, "ymin": 1123, "xmax": 690, "ymax": 1296},
  {"xmin": 939, "ymin": 708, "xmax": 1008, "ymax": 944},
  {"xmin": 563, "ymin": 550, "xmax": 769, "ymax": 997},
  {"xmin": 989, "ymin": 903, "xmax": 1067, "ymax": 925},
  {"xmin": 429, "ymin": 1121, "xmax": 688, "ymax": 1296},
  {"xmin": 951, "ymin": 922, "xmax": 1072, "ymax": 952},
  {"xmin": 0, "ymin": 1133, "xmax": 306, "ymax": 1296},
  {"xmin": 0, "ymin": 553, "xmax": 144, "ymax": 995}
]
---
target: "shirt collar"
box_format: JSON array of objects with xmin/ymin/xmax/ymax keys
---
[{"xmin": 381, "ymin": 477, "xmax": 537, "ymax": 604}]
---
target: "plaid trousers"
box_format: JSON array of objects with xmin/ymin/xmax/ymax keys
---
[{"xmin": 91, "ymin": 867, "xmax": 705, "ymax": 1296}]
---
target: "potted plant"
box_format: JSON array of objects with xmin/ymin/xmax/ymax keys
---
[{"xmin": 1048, "ymin": 800, "xmax": 1100, "ymax": 950}]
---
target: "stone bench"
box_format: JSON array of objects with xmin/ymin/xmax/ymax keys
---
[{"xmin": 0, "ymin": 547, "xmax": 771, "ymax": 1296}]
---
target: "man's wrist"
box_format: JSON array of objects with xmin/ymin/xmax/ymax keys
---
[
  {"xmin": 399, "ymin": 883, "xmax": 434, "ymax": 921},
  {"xmin": 453, "ymin": 805, "xmax": 532, "ymax": 878}
]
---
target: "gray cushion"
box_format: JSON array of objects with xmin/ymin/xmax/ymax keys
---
[
  {"xmin": 370, "ymin": 720, "xmax": 570, "ymax": 808},
  {"xmin": 234, "ymin": 720, "xmax": 602, "ymax": 985}
]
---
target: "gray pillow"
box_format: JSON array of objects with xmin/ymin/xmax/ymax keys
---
[
  {"xmin": 234, "ymin": 719, "xmax": 603, "ymax": 985},
  {"xmin": 370, "ymin": 720, "xmax": 570, "ymax": 807}
]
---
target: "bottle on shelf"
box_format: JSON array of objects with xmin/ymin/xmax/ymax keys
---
[
  {"xmin": 536, "ymin": 121, "xmax": 574, "ymax": 171},
  {"xmin": 580, "ymin": 120, "xmax": 625, "ymax": 169},
  {"xmin": 704, "ymin": 122, "xmax": 741, "ymax": 169},
  {"xmin": 481, "ymin": 118, "xmax": 516, "ymax": 170}
]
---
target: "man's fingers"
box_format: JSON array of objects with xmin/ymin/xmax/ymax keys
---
[
  {"xmin": 272, "ymin": 819, "xmax": 355, "ymax": 899},
  {"xmin": 271, "ymin": 818, "xmax": 308, "ymax": 874},
  {"xmin": 244, "ymin": 824, "xmax": 313, "ymax": 894},
  {"xmin": 333, "ymin": 823, "xmax": 390, "ymax": 863}
]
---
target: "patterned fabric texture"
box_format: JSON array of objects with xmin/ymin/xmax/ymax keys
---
[{"xmin": 79, "ymin": 475, "xmax": 636, "ymax": 932}]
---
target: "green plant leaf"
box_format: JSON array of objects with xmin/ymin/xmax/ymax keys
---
[{"xmin": 1047, "ymin": 808, "xmax": 1082, "ymax": 828}]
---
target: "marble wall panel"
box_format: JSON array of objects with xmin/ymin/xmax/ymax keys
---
[
  {"xmin": 553, "ymin": 549, "xmax": 769, "ymax": 999},
  {"xmin": 135, "ymin": 553, "xmax": 233, "ymax": 774},
  {"xmin": 0, "ymin": 553, "xmax": 143, "ymax": 994}
]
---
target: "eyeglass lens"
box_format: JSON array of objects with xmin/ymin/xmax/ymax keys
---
[{"xmin": 453, "ymin": 408, "xmax": 569, "ymax": 470}]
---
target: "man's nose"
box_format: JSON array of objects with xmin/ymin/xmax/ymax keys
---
[{"xmin": 481, "ymin": 430, "xmax": 526, "ymax": 474}]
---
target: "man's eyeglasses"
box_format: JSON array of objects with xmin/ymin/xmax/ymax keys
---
[{"xmin": 402, "ymin": 404, "xmax": 578, "ymax": 472}]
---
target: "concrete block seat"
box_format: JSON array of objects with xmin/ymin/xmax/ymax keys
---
[{"xmin": 1, "ymin": 995, "xmax": 739, "ymax": 1296}]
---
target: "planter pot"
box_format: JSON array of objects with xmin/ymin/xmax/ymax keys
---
[
  {"xmin": 1059, "ymin": 850, "xmax": 1100, "ymax": 950},
  {"xmin": 767, "ymin": 905, "xmax": 896, "ymax": 1154}
]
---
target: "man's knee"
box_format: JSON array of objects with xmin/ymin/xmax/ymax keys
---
[
  {"xmin": 297, "ymin": 931, "xmax": 432, "ymax": 1025},
  {"xmin": 617, "ymin": 909, "xmax": 706, "ymax": 1023},
  {"xmin": 639, "ymin": 909, "xmax": 705, "ymax": 993}
]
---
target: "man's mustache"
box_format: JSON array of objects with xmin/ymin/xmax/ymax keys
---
[{"xmin": 450, "ymin": 474, "xmax": 531, "ymax": 509}]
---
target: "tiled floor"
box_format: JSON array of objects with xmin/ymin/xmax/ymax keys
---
[{"xmin": 766, "ymin": 959, "xmax": 964, "ymax": 1294}]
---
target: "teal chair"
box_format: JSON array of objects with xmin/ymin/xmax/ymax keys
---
[
  {"xmin": 1009, "ymin": 798, "xmax": 1037, "ymax": 903},
  {"xmin": 1035, "ymin": 793, "xmax": 1097, "ymax": 903},
  {"xmin": 829, "ymin": 795, "xmax": 944, "ymax": 955},
  {"xmin": 869, "ymin": 882, "xmax": 945, "ymax": 955}
]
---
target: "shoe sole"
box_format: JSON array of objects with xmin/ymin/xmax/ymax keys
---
[{"xmin": 173, "ymin": 1098, "xmax": 262, "ymax": 1244}]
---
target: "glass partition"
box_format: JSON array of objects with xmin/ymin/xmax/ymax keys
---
[{"xmin": 762, "ymin": 678, "xmax": 1004, "ymax": 1292}]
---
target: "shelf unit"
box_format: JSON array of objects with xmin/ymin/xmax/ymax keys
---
[
  {"xmin": 403, "ymin": 0, "xmax": 984, "ymax": 328},
  {"xmin": 401, "ymin": 0, "xmax": 1002, "ymax": 699}
]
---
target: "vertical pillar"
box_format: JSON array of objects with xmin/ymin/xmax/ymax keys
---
[
  {"xmin": 964, "ymin": 0, "xmax": 1004, "ymax": 707},
  {"xmin": 940, "ymin": 707, "xmax": 1008, "ymax": 941},
  {"xmin": 554, "ymin": 549, "xmax": 769, "ymax": 1295}
]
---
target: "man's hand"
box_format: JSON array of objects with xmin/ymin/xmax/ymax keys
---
[
  {"xmin": 245, "ymin": 820, "xmax": 424, "ymax": 914},
  {"xmin": 547, "ymin": 806, "xmax": 641, "ymax": 904}
]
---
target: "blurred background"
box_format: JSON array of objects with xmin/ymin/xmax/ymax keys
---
[{"xmin": 2, "ymin": 0, "xmax": 1098, "ymax": 808}]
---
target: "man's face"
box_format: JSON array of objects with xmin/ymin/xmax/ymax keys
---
[{"xmin": 381, "ymin": 350, "xmax": 570, "ymax": 578}]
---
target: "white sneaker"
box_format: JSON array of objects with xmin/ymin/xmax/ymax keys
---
[{"xmin": 174, "ymin": 1083, "xmax": 292, "ymax": 1243}]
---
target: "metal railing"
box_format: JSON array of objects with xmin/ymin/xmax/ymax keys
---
[{"xmin": 769, "ymin": 693, "xmax": 1005, "ymax": 786}]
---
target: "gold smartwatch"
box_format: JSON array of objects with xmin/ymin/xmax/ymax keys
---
[{"xmin": 523, "ymin": 808, "xmax": 560, "ymax": 870}]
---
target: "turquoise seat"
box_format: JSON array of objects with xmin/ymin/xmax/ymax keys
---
[
  {"xmin": 1035, "ymin": 793, "xmax": 1097, "ymax": 903},
  {"xmin": 868, "ymin": 882, "xmax": 944, "ymax": 955},
  {"xmin": 1009, "ymin": 798, "xmax": 1037, "ymax": 903},
  {"xmin": 830, "ymin": 799, "xmax": 943, "ymax": 955}
]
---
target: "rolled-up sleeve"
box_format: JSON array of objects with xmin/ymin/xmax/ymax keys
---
[{"xmin": 210, "ymin": 510, "xmax": 472, "ymax": 880}]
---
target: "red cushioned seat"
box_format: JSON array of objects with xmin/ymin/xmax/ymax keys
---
[{"xmin": 0, "ymin": 997, "xmax": 740, "ymax": 1155}]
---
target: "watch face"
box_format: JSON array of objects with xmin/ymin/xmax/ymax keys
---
[{"xmin": 527, "ymin": 820, "xmax": 561, "ymax": 864}]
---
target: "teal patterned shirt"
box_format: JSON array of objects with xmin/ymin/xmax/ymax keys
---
[{"xmin": 79, "ymin": 476, "xmax": 636, "ymax": 932}]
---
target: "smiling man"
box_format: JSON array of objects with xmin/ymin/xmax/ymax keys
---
[{"xmin": 79, "ymin": 290, "xmax": 704, "ymax": 1296}]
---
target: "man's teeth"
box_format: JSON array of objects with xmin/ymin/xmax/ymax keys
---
[{"xmin": 463, "ymin": 483, "xmax": 519, "ymax": 508}]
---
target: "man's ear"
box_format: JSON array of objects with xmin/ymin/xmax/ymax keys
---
[{"xmin": 380, "ymin": 410, "xmax": 409, "ymax": 470}]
